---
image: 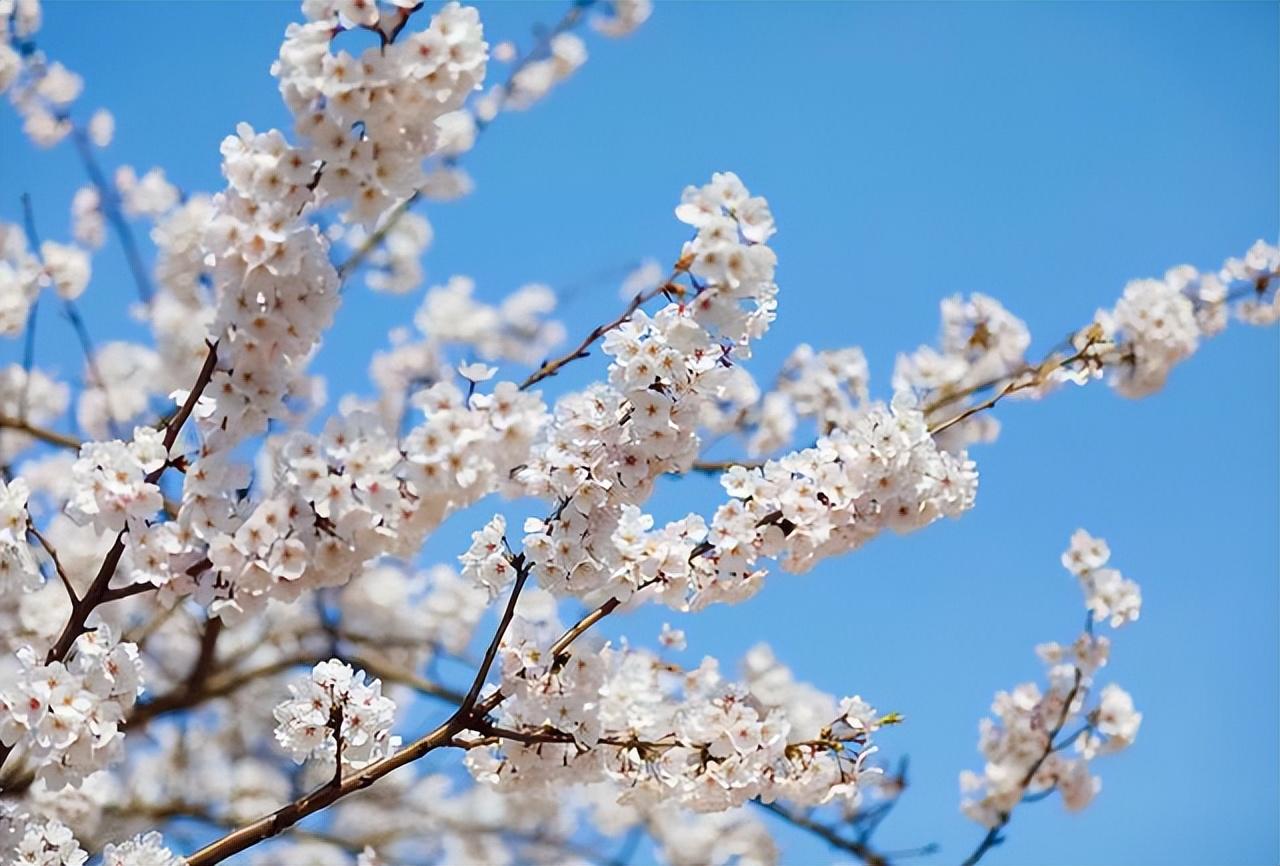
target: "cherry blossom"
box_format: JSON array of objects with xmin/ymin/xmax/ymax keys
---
[
  {"xmin": 0, "ymin": 2, "xmax": 1271, "ymax": 864},
  {"xmin": 274, "ymin": 659, "xmax": 399, "ymax": 770}
]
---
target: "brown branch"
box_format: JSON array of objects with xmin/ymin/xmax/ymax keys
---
[
  {"xmin": 348, "ymin": 654, "xmax": 467, "ymax": 707},
  {"xmin": 0, "ymin": 415, "xmax": 80, "ymax": 451},
  {"xmin": 455, "ymin": 560, "xmax": 529, "ymax": 715},
  {"xmin": 27, "ymin": 521, "xmax": 77, "ymax": 605},
  {"xmin": 927, "ymin": 342, "xmax": 1094, "ymax": 436},
  {"xmin": 183, "ymin": 572, "xmax": 640, "ymax": 864},
  {"xmin": 756, "ymin": 801, "xmax": 890, "ymax": 866},
  {"xmin": 688, "ymin": 457, "xmax": 766, "ymax": 474},
  {"xmin": 126, "ymin": 652, "xmax": 313, "ymax": 731},
  {"xmin": 519, "ymin": 271, "xmax": 684, "ymax": 391}
]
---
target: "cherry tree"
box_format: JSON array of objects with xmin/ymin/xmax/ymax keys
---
[{"xmin": 0, "ymin": 1, "xmax": 1275, "ymax": 864}]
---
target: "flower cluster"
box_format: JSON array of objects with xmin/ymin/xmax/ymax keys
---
[
  {"xmin": 0, "ymin": 224, "xmax": 92, "ymax": 334},
  {"xmin": 459, "ymin": 513, "xmax": 514, "ymax": 598},
  {"xmin": 3, "ymin": 23, "xmax": 81, "ymax": 148},
  {"xmin": 201, "ymin": 122, "xmax": 342, "ymax": 447},
  {"xmin": 73, "ymin": 342, "xmax": 162, "ymax": 440},
  {"xmin": 275, "ymin": 1, "xmax": 487, "ymax": 224},
  {"xmin": 0, "ymin": 805, "xmax": 87, "ymax": 866},
  {"xmin": 2, "ymin": 0, "xmax": 1275, "ymax": 859},
  {"xmin": 499, "ymin": 32, "xmax": 586, "ymax": 113},
  {"xmin": 193, "ymin": 376, "xmax": 543, "ymax": 620},
  {"xmin": 1226, "ymin": 239, "xmax": 1280, "ymax": 325},
  {"xmin": 0, "ymin": 364, "xmax": 69, "ymax": 463},
  {"xmin": 147, "ymin": 195, "xmax": 218, "ymax": 393},
  {"xmin": 960, "ymin": 531, "xmax": 1143, "ymax": 828},
  {"xmin": 1061, "ymin": 529, "xmax": 1141, "ymax": 628},
  {"xmin": 339, "ymin": 562, "xmax": 489, "ymax": 670},
  {"xmin": 1088, "ymin": 242, "xmax": 1279, "ymax": 397},
  {"xmin": 65, "ymin": 428, "xmax": 166, "ymax": 534},
  {"xmin": 345, "ymin": 210, "xmax": 433, "ymax": 295},
  {"xmin": 467, "ymin": 624, "xmax": 885, "ymax": 814},
  {"xmin": 414, "ymin": 276, "xmax": 566, "ymax": 366},
  {"xmin": 0, "ymin": 626, "xmax": 143, "ymax": 787},
  {"xmin": 1098, "ymin": 276, "xmax": 1202, "ymax": 399},
  {"xmin": 0, "ymin": 222, "xmax": 41, "ymax": 336},
  {"xmin": 674, "ymin": 171, "xmax": 778, "ymax": 348},
  {"xmin": 894, "ymin": 293, "xmax": 1031, "ymax": 447},
  {"xmin": 273, "ymin": 659, "xmax": 398, "ymax": 769},
  {"xmin": 742, "ymin": 344, "xmax": 872, "ymax": 455},
  {"xmin": 518, "ymin": 173, "xmax": 780, "ymax": 603},
  {"xmin": 100, "ymin": 832, "xmax": 183, "ymax": 866},
  {"xmin": 113, "ymin": 166, "xmax": 180, "ymax": 220},
  {"xmin": 592, "ymin": 0, "xmax": 654, "ymax": 38},
  {"xmin": 674, "ymin": 395, "xmax": 976, "ymax": 606}
]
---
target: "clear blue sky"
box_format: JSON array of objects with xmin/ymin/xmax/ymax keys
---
[{"xmin": 2, "ymin": 2, "xmax": 1277, "ymax": 865}]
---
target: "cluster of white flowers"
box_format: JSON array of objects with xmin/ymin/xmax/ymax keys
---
[
  {"xmin": 0, "ymin": 223, "xmax": 41, "ymax": 336},
  {"xmin": 200, "ymin": 122, "xmax": 342, "ymax": 447},
  {"xmin": 592, "ymin": 0, "xmax": 654, "ymax": 38},
  {"xmin": 339, "ymin": 562, "xmax": 489, "ymax": 669},
  {"xmin": 494, "ymin": 32, "xmax": 586, "ymax": 113},
  {"xmin": 3, "ymin": 29, "xmax": 79, "ymax": 148},
  {"xmin": 960, "ymin": 531, "xmax": 1143, "ymax": 828},
  {"xmin": 68, "ymin": 187, "xmax": 102, "ymax": 250},
  {"xmin": 100, "ymin": 832, "xmax": 183, "ymax": 866},
  {"xmin": 468, "ymin": 621, "xmax": 885, "ymax": 814},
  {"xmin": 0, "ymin": 802, "xmax": 181, "ymax": 866},
  {"xmin": 1088, "ymin": 241, "xmax": 1279, "ymax": 397},
  {"xmin": 113, "ymin": 167, "xmax": 180, "ymax": 220},
  {"xmin": 1061, "ymin": 529, "xmax": 1141, "ymax": 628},
  {"xmin": 516, "ymin": 173, "xmax": 779, "ymax": 603},
  {"xmin": 0, "ymin": 626, "xmax": 143, "ymax": 787},
  {"xmin": 0, "ymin": 223, "xmax": 92, "ymax": 335},
  {"xmin": 273, "ymin": 659, "xmax": 398, "ymax": 769},
  {"xmin": 670, "ymin": 394, "xmax": 976, "ymax": 605},
  {"xmin": 741, "ymin": 344, "xmax": 872, "ymax": 456},
  {"xmin": 1225, "ymin": 239, "xmax": 1280, "ymax": 324},
  {"xmin": 37, "ymin": 241, "xmax": 90, "ymax": 301},
  {"xmin": 0, "ymin": 805, "xmax": 87, "ymax": 866},
  {"xmin": 1098, "ymin": 276, "xmax": 1202, "ymax": 398},
  {"xmin": 459, "ymin": 513, "xmax": 515, "ymax": 598},
  {"xmin": 191, "ymin": 373, "xmax": 543, "ymax": 620},
  {"xmin": 3, "ymin": 1, "xmax": 1276, "ymax": 861},
  {"xmin": 414, "ymin": 275, "xmax": 566, "ymax": 365},
  {"xmin": 147, "ymin": 195, "xmax": 217, "ymax": 394},
  {"xmin": 894, "ymin": 293, "xmax": 1031, "ymax": 447},
  {"xmin": 65, "ymin": 427, "xmax": 166, "ymax": 535},
  {"xmin": 275, "ymin": 1, "xmax": 486, "ymax": 224},
  {"xmin": 343, "ymin": 210, "xmax": 434, "ymax": 294},
  {"xmin": 73, "ymin": 342, "xmax": 162, "ymax": 440},
  {"xmin": 0, "ymin": 478, "xmax": 40, "ymax": 595}
]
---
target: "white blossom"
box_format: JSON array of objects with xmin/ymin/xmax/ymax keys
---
[{"xmin": 274, "ymin": 660, "xmax": 398, "ymax": 769}]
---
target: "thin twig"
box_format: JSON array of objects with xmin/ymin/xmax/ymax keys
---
[
  {"xmin": 69, "ymin": 125, "xmax": 154, "ymax": 303},
  {"xmin": 520, "ymin": 272, "xmax": 683, "ymax": 391},
  {"xmin": 0, "ymin": 415, "xmax": 82, "ymax": 450},
  {"xmin": 756, "ymin": 801, "xmax": 889, "ymax": 866},
  {"xmin": 27, "ymin": 521, "xmax": 77, "ymax": 605}
]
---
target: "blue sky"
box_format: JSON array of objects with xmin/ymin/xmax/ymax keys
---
[{"xmin": 2, "ymin": 2, "xmax": 1277, "ymax": 865}]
